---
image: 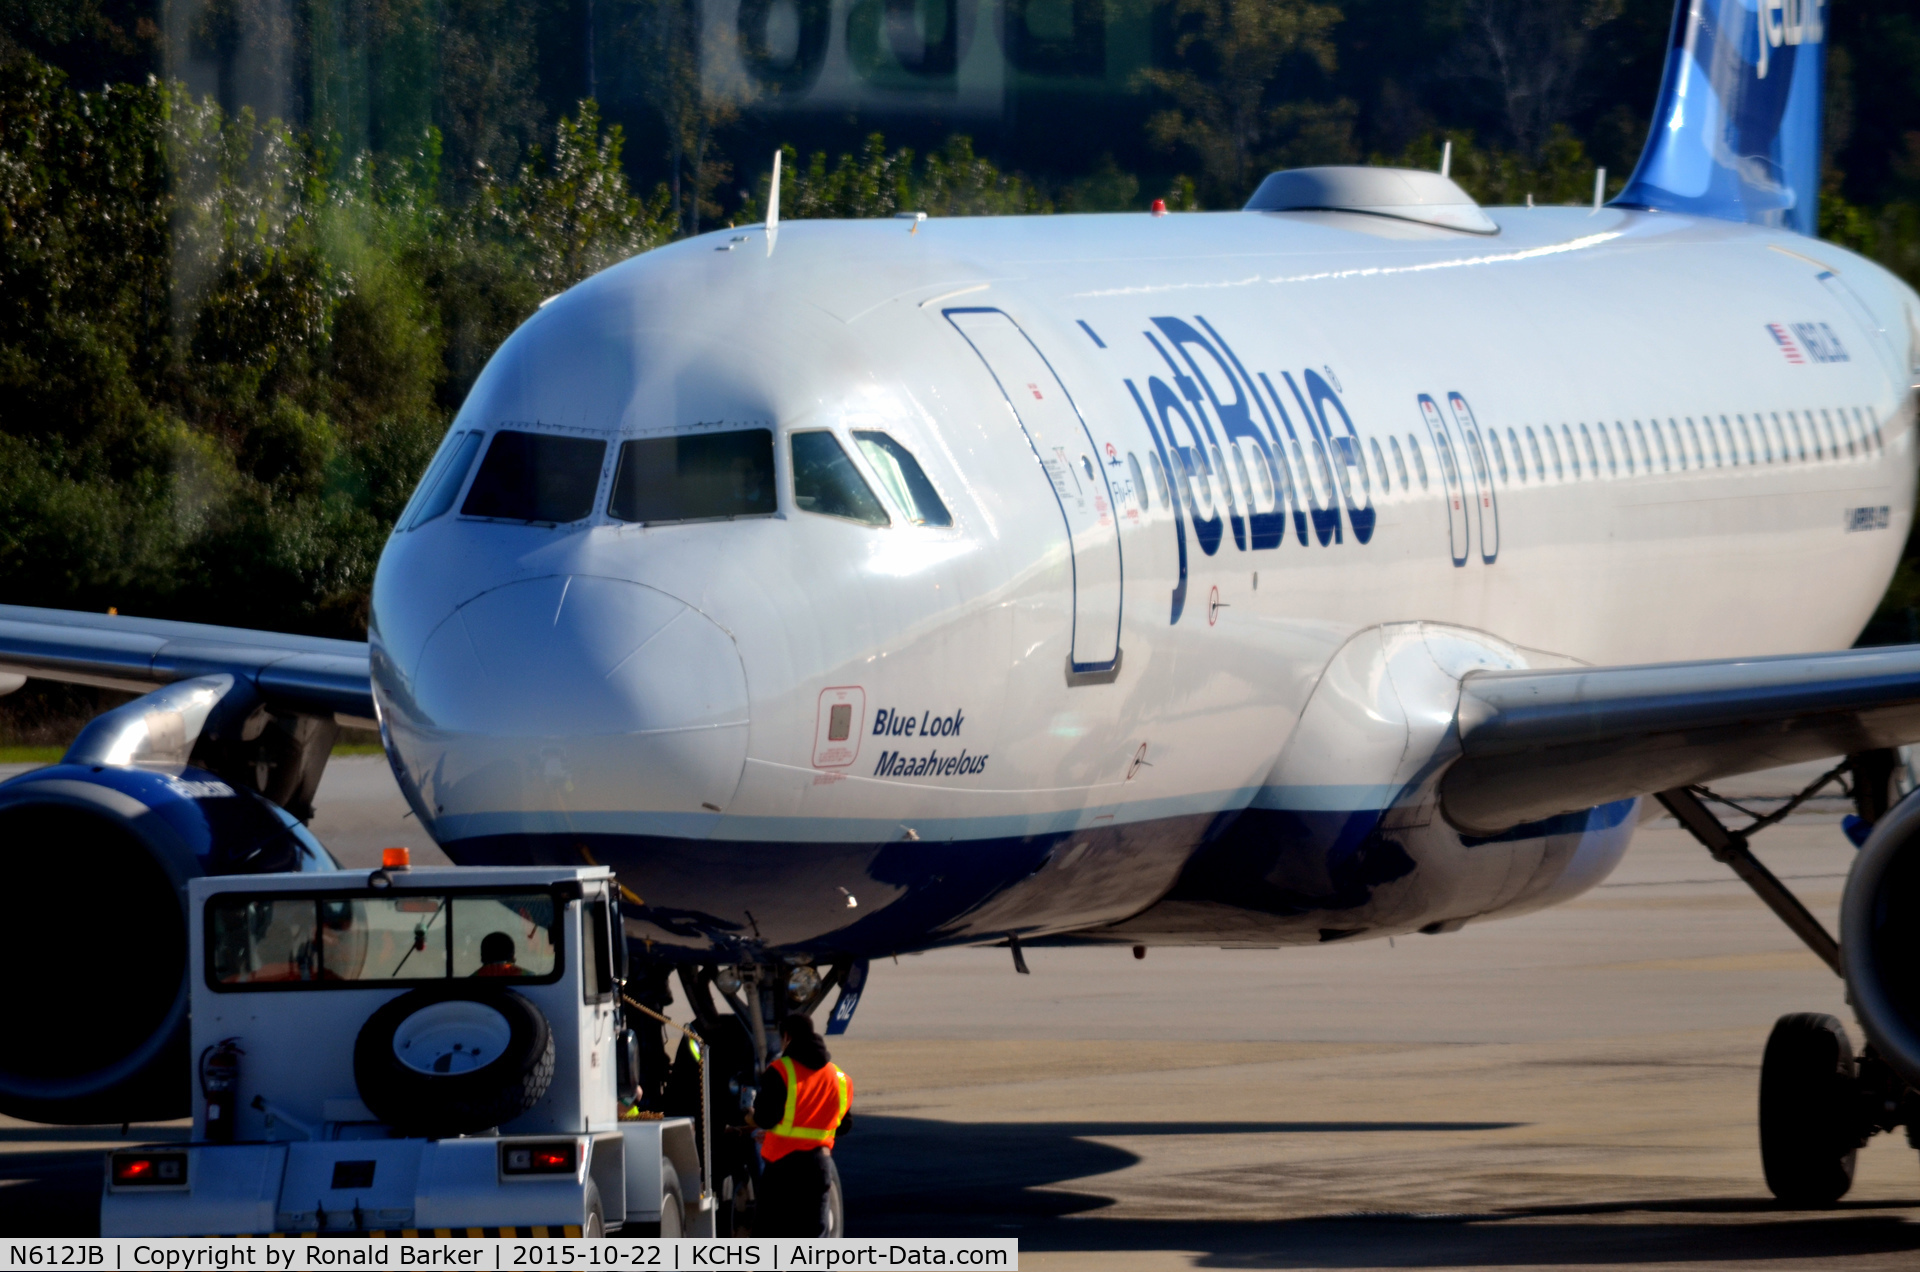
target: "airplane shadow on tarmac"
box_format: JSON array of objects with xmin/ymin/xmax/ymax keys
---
[
  {"xmin": 836, "ymin": 1116, "xmax": 1920, "ymax": 1267},
  {"xmin": 836, "ymin": 1115, "xmax": 1523, "ymax": 1226}
]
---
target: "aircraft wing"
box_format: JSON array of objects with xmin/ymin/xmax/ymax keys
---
[
  {"xmin": 1442, "ymin": 645, "xmax": 1920, "ymax": 834},
  {"xmin": 0, "ymin": 603, "xmax": 374, "ymax": 727}
]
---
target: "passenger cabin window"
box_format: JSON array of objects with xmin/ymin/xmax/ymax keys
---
[
  {"xmin": 1369, "ymin": 438, "xmax": 1390, "ymax": 495},
  {"xmin": 1635, "ymin": 420, "xmax": 1661, "ymax": 471},
  {"xmin": 1274, "ymin": 444, "xmax": 1303, "ymax": 506},
  {"xmin": 1462, "ymin": 429, "xmax": 1493, "ymax": 489},
  {"xmin": 1434, "ymin": 431, "xmax": 1463, "ymax": 493},
  {"xmin": 791, "ymin": 431, "xmax": 890, "ymax": 525},
  {"xmin": 1148, "ymin": 452, "xmax": 1173, "ymax": 507},
  {"xmin": 462, "ymin": 430, "xmax": 607, "ymax": 523},
  {"xmin": 1487, "ymin": 429, "xmax": 1509, "ymax": 483},
  {"xmin": 207, "ymin": 890, "xmax": 561, "ymax": 988},
  {"xmin": 1127, "ymin": 453, "xmax": 1150, "ymax": 509},
  {"xmin": 1220, "ymin": 443, "xmax": 1250, "ymax": 515},
  {"xmin": 1252, "ymin": 442, "xmax": 1280, "ymax": 510},
  {"xmin": 853, "ymin": 431, "xmax": 953, "ymax": 526},
  {"xmin": 607, "ymin": 429, "xmax": 775, "ymax": 525}
]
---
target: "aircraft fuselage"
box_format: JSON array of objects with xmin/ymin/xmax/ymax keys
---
[{"xmin": 370, "ymin": 206, "xmax": 1919, "ymax": 962}]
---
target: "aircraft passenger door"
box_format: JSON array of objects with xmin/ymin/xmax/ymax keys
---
[
  {"xmin": 946, "ymin": 308, "xmax": 1122, "ymax": 677},
  {"xmin": 1418, "ymin": 394, "xmax": 1470, "ymax": 567},
  {"xmin": 1446, "ymin": 393, "xmax": 1499, "ymax": 564}
]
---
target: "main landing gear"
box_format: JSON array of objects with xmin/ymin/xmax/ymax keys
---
[{"xmin": 1658, "ymin": 751, "xmax": 1920, "ymax": 1205}]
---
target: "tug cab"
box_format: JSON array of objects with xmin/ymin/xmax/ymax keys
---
[{"xmin": 101, "ymin": 862, "xmax": 708, "ymax": 1237}]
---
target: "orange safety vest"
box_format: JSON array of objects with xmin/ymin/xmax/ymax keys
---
[{"xmin": 758, "ymin": 1057, "xmax": 852, "ymax": 1162}]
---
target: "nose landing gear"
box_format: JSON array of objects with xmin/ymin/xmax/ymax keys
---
[{"xmin": 624, "ymin": 954, "xmax": 861, "ymax": 1235}]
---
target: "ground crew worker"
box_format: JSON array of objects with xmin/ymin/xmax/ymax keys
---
[
  {"xmin": 747, "ymin": 1014, "xmax": 852, "ymax": 1236},
  {"xmin": 474, "ymin": 931, "xmax": 528, "ymax": 977}
]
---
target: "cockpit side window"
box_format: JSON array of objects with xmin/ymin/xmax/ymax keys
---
[
  {"xmin": 403, "ymin": 429, "xmax": 484, "ymax": 530},
  {"xmin": 608, "ymin": 429, "xmax": 776, "ymax": 525},
  {"xmin": 851, "ymin": 431, "xmax": 953, "ymax": 527},
  {"xmin": 791, "ymin": 431, "xmax": 890, "ymax": 526},
  {"xmin": 461, "ymin": 430, "xmax": 607, "ymax": 523}
]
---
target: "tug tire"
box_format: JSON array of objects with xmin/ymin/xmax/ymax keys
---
[{"xmin": 353, "ymin": 985, "xmax": 554, "ymax": 1136}]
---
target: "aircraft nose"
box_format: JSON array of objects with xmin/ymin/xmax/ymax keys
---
[{"xmin": 403, "ymin": 575, "xmax": 749, "ymax": 825}]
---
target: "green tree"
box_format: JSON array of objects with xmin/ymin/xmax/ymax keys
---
[
  {"xmin": 751, "ymin": 134, "xmax": 1050, "ymax": 221},
  {"xmin": 435, "ymin": 0, "xmax": 547, "ymax": 179},
  {"xmin": 493, "ymin": 100, "xmax": 676, "ymax": 290},
  {"xmin": 0, "ymin": 54, "xmax": 670, "ymax": 637},
  {"xmin": 618, "ymin": 0, "xmax": 752, "ymax": 236},
  {"xmin": 1382, "ymin": 127, "xmax": 1616, "ymax": 207},
  {"xmin": 1138, "ymin": 0, "xmax": 1350, "ymax": 207},
  {"xmin": 1460, "ymin": 0, "xmax": 1624, "ymax": 160}
]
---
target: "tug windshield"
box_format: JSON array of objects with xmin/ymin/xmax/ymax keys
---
[{"xmin": 207, "ymin": 890, "xmax": 561, "ymax": 988}]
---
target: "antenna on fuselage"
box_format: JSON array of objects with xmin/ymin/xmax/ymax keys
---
[
  {"xmin": 1440, "ymin": 140, "xmax": 1452, "ymax": 180},
  {"xmin": 766, "ymin": 150, "xmax": 781, "ymax": 257}
]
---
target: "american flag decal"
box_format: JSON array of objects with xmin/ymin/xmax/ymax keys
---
[{"xmin": 1767, "ymin": 323, "xmax": 1806, "ymax": 364}]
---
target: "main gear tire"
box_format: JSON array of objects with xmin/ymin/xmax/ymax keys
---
[
  {"xmin": 353, "ymin": 984, "xmax": 554, "ymax": 1136},
  {"xmin": 1759, "ymin": 1012, "xmax": 1862, "ymax": 1206}
]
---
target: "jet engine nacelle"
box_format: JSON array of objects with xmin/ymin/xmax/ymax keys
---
[
  {"xmin": 0, "ymin": 678, "xmax": 334, "ymax": 1125},
  {"xmin": 1841, "ymin": 786, "xmax": 1920, "ymax": 1089}
]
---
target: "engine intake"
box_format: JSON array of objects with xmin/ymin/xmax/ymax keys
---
[
  {"xmin": 1841, "ymin": 785, "xmax": 1920, "ymax": 1089},
  {"xmin": 0, "ymin": 764, "xmax": 331, "ymax": 1124}
]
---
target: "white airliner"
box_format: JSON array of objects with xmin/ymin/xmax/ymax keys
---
[{"xmin": 3, "ymin": 0, "xmax": 1919, "ymax": 1214}]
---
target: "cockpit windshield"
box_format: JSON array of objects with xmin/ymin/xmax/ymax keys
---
[
  {"xmin": 207, "ymin": 890, "xmax": 561, "ymax": 988},
  {"xmin": 461, "ymin": 430, "xmax": 607, "ymax": 523},
  {"xmin": 607, "ymin": 429, "xmax": 775, "ymax": 524}
]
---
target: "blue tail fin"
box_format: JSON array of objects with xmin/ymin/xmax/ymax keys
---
[{"xmin": 1615, "ymin": 0, "xmax": 1827, "ymax": 235}]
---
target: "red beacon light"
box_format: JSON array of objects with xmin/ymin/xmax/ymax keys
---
[
  {"xmin": 382, "ymin": 847, "xmax": 412, "ymax": 870},
  {"xmin": 1151, "ymin": 199, "xmax": 1167, "ymax": 217}
]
